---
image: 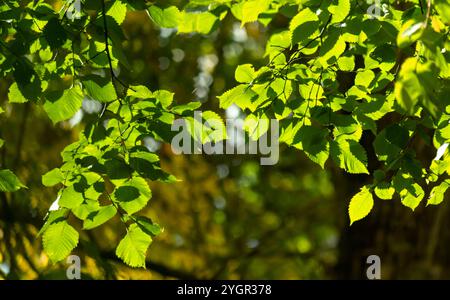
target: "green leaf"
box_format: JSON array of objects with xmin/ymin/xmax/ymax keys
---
[
  {"xmin": 293, "ymin": 126, "xmax": 330, "ymax": 168},
  {"xmin": 43, "ymin": 220, "xmax": 79, "ymax": 263},
  {"xmin": 374, "ymin": 124, "xmax": 409, "ymax": 162},
  {"xmin": 374, "ymin": 182, "xmax": 395, "ymax": 200},
  {"xmin": 154, "ymin": 90, "xmax": 174, "ymax": 108},
  {"xmin": 355, "ymin": 70, "xmax": 375, "ymax": 89},
  {"xmin": 202, "ymin": 110, "xmax": 227, "ymax": 143},
  {"xmin": 328, "ymin": 0, "xmax": 351, "ymax": 24},
  {"xmin": 217, "ymin": 85, "xmax": 256, "ymax": 109},
  {"xmin": 59, "ymin": 185, "xmax": 84, "ymax": 209},
  {"xmin": 178, "ymin": 11, "xmax": 217, "ymax": 35},
  {"xmin": 42, "ymin": 168, "xmax": 65, "ymax": 187},
  {"xmin": 82, "ymin": 75, "xmax": 117, "ymax": 103},
  {"xmin": 83, "ymin": 205, "xmax": 117, "ymax": 230},
  {"xmin": 186, "ymin": 111, "xmax": 226, "ymax": 144},
  {"xmin": 71, "ymin": 199, "xmax": 100, "ymax": 220},
  {"xmin": 365, "ymin": 45, "xmax": 396, "ymax": 72},
  {"xmin": 105, "ymin": 158, "xmax": 132, "ymax": 180},
  {"xmin": 393, "ymin": 173, "xmax": 425, "ymax": 211},
  {"xmin": 43, "ymin": 18, "xmax": 67, "ymax": 49},
  {"xmin": 337, "ymin": 55, "xmax": 355, "ymax": 72},
  {"xmin": 116, "ymin": 224, "xmax": 152, "ymax": 268},
  {"xmin": 8, "ymin": 82, "xmax": 29, "ymax": 103},
  {"xmin": 427, "ymin": 181, "xmax": 450, "ymax": 206},
  {"xmin": 43, "ymin": 86, "xmax": 83, "ymax": 123},
  {"xmin": 435, "ymin": 0, "xmax": 450, "ymax": 24},
  {"xmin": 235, "ymin": 64, "xmax": 255, "ymax": 83},
  {"xmin": 243, "ymin": 113, "xmax": 269, "ymax": 141},
  {"xmin": 279, "ymin": 121, "xmax": 303, "ymax": 145},
  {"xmin": 401, "ymin": 183, "xmax": 425, "ymax": 210},
  {"xmin": 38, "ymin": 209, "xmax": 68, "ymax": 237},
  {"xmin": 332, "ymin": 115, "xmax": 362, "ymax": 142},
  {"xmin": 107, "ymin": 0, "xmax": 127, "ymax": 25},
  {"xmin": 318, "ymin": 31, "xmax": 346, "ymax": 67},
  {"xmin": 349, "ymin": 186, "xmax": 374, "ymax": 225},
  {"xmin": 171, "ymin": 102, "xmax": 202, "ymax": 115},
  {"xmin": 396, "ymin": 59, "xmax": 441, "ymax": 118},
  {"xmin": 130, "ymin": 151, "xmax": 159, "ymax": 164},
  {"xmin": 80, "ymin": 172, "xmax": 105, "ymax": 200},
  {"xmin": 331, "ymin": 140, "xmax": 369, "ymax": 174},
  {"xmin": 356, "ymin": 94, "xmax": 394, "ymax": 121},
  {"xmin": 290, "ymin": 8, "xmax": 319, "ymax": 45},
  {"xmin": 394, "ymin": 58, "xmax": 421, "ymax": 114},
  {"xmin": 112, "ymin": 176, "xmax": 152, "ymax": 215},
  {"xmin": 128, "ymin": 85, "xmax": 153, "ymax": 99},
  {"xmin": 0, "ymin": 169, "xmax": 26, "ymax": 192},
  {"xmin": 240, "ymin": 0, "xmax": 271, "ymax": 26},
  {"xmin": 135, "ymin": 216, "xmax": 163, "ymax": 236},
  {"xmin": 147, "ymin": 6, "xmax": 180, "ymax": 28},
  {"xmin": 129, "ymin": 150, "xmax": 162, "ymax": 178},
  {"xmin": 265, "ymin": 30, "xmax": 291, "ymax": 58},
  {"xmin": 299, "ymin": 81, "xmax": 324, "ymax": 100},
  {"xmin": 397, "ymin": 20, "xmax": 424, "ymax": 48}
]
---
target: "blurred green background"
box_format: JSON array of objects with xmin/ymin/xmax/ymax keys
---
[{"xmin": 1, "ymin": 3, "xmax": 450, "ymax": 280}]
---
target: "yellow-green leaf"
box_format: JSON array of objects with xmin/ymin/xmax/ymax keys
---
[
  {"xmin": 349, "ymin": 186, "xmax": 374, "ymax": 225},
  {"xmin": 43, "ymin": 220, "xmax": 79, "ymax": 263},
  {"xmin": 116, "ymin": 224, "xmax": 152, "ymax": 268}
]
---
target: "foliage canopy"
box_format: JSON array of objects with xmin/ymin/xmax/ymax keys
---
[{"xmin": 0, "ymin": 0, "xmax": 449, "ymax": 268}]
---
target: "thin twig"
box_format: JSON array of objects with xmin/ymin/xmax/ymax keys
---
[
  {"xmin": 419, "ymin": 0, "xmax": 424, "ymax": 14},
  {"xmin": 424, "ymin": 0, "xmax": 432, "ymax": 28},
  {"xmin": 100, "ymin": 0, "xmax": 133, "ymax": 92},
  {"xmin": 100, "ymin": 0, "xmax": 117, "ymax": 87}
]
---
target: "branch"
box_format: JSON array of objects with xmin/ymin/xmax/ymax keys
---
[
  {"xmin": 100, "ymin": 0, "xmax": 116, "ymax": 84},
  {"xmin": 100, "ymin": 0, "xmax": 131, "ymax": 91},
  {"xmin": 100, "ymin": 251, "xmax": 201, "ymax": 280}
]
